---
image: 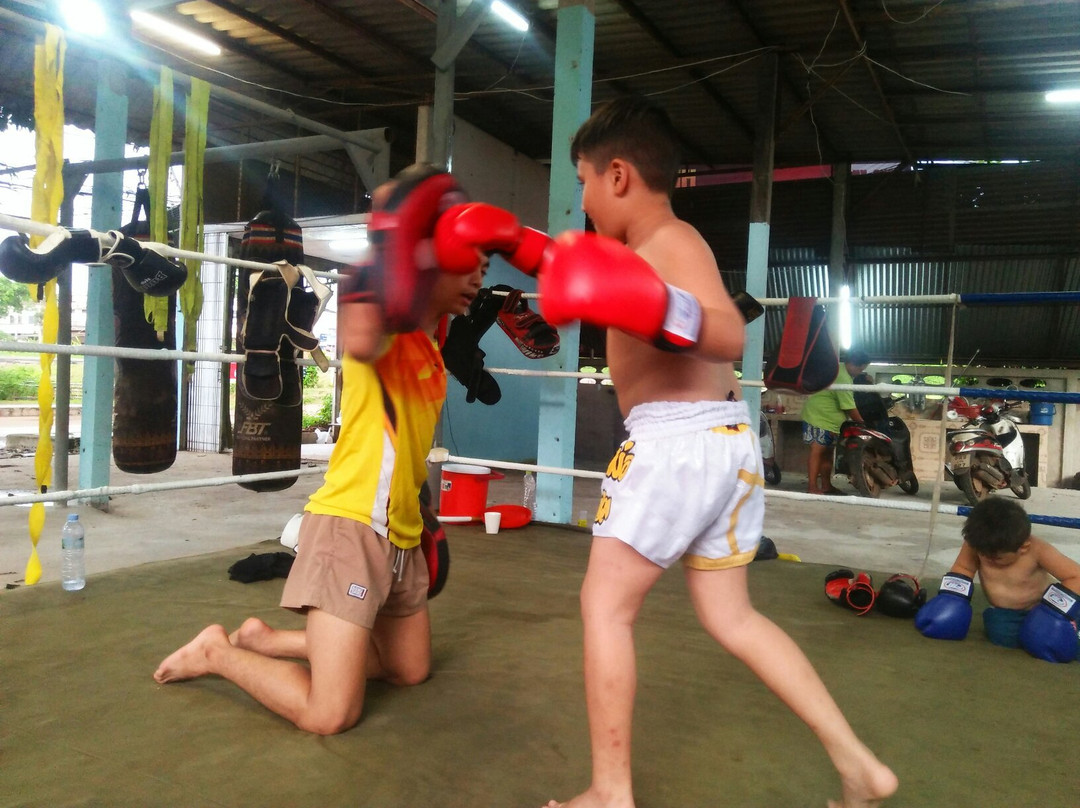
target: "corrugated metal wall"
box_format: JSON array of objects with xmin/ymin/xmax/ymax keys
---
[{"xmin": 674, "ymin": 161, "xmax": 1080, "ymax": 366}]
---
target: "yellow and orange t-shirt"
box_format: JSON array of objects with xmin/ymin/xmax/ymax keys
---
[{"xmin": 306, "ymin": 331, "xmax": 446, "ymax": 549}]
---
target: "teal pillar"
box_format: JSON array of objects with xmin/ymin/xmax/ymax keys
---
[
  {"xmin": 536, "ymin": 0, "xmax": 594, "ymax": 524},
  {"xmin": 742, "ymin": 53, "xmax": 779, "ymax": 419},
  {"xmin": 428, "ymin": 0, "xmax": 457, "ymax": 169},
  {"xmin": 80, "ymin": 60, "xmax": 128, "ymax": 507}
]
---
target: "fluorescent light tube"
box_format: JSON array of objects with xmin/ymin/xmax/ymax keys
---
[
  {"xmin": 1046, "ymin": 88, "xmax": 1080, "ymax": 104},
  {"xmin": 491, "ymin": 0, "xmax": 529, "ymax": 32},
  {"xmin": 131, "ymin": 10, "xmax": 222, "ymax": 57},
  {"xmin": 62, "ymin": 0, "xmax": 107, "ymax": 37}
]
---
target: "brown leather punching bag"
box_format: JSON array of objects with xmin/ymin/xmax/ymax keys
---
[
  {"xmin": 112, "ymin": 186, "xmax": 178, "ymax": 473},
  {"xmin": 232, "ymin": 174, "xmax": 306, "ymax": 492}
]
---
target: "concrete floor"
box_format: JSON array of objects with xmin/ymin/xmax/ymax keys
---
[{"xmin": 3, "ymin": 428, "xmax": 1079, "ymax": 590}]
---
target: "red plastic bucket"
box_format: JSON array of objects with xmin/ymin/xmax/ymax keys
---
[{"xmin": 438, "ymin": 463, "xmax": 505, "ymax": 519}]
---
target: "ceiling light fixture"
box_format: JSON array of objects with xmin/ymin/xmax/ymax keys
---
[
  {"xmin": 328, "ymin": 237, "xmax": 370, "ymax": 252},
  {"xmin": 1046, "ymin": 89, "xmax": 1080, "ymax": 104},
  {"xmin": 491, "ymin": 0, "xmax": 530, "ymax": 33},
  {"xmin": 61, "ymin": 0, "xmax": 107, "ymax": 37},
  {"xmin": 130, "ymin": 10, "xmax": 222, "ymax": 57}
]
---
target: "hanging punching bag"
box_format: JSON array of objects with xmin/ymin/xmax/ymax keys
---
[
  {"xmin": 232, "ymin": 173, "xmax": 307, "ymax": 492},
  {"xmin": 112, "ymin": 186, "xmax": 179, "ymax": 473}
]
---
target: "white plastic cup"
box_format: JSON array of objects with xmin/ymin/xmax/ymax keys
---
[{"xmin": 484, "ymin": 511, "xmax": 502, "ymax": 534}]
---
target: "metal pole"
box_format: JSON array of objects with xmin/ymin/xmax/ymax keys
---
[
  {"xmin": 52, "ymin": 174, "xmax": 87, "ymax": 495},
  {"xmin": 0, "ymin": 131, "xmax": 391, "ymax": 178}
]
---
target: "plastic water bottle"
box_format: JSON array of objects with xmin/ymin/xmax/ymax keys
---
[
  {"xmin": 522, "ymin": 470, "xmax": 537, "ymax": 513},
  {"xmin": 61, "ymin": 514, "xmax": 85, "ymax": 591}
]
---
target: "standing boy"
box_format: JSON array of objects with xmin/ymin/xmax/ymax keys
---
[
  {"xmin": 153, "ymin": 174, "xmax": 485, "ymax": 734},
  {"xmin": 536, "ymin": 97, "xmax": 898, "ymax": 808},
  {"xmin": 802, "ymin": 349, "xmax": 869, "ymax": 495}
]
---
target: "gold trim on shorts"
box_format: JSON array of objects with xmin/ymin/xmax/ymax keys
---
[
  {"xmin": 682, "ymin": 467, "xmax": 762, "ymax": 570},
  {"xmin": 682, "ymin": 547, "xmax": 757, "ymax": 570}
]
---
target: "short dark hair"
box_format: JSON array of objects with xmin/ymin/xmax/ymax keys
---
[
  {"xmin": 962, "ymin": 498, "xmax": 1032, "ymax": 555},
  {"xmin": 844, "ymin": 348, "xmax": 870, "ymax": 367},
  {"xmin": 570, "ymin": 96, "xmax": 682, "ymax": 196}
]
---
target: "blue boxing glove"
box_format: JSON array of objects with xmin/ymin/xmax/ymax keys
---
[
  {"xmin": 1019, "ymin": 583, "xmax": 1080, "ymax": 663},
  {"xmin": 914, "ymin": 573, "xmax": 974, "ymax": 640}
]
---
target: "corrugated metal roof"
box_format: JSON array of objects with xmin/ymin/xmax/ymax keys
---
[{"xmin": 1, "ymin": 0, "xmax": 1079, "ymax": 366}]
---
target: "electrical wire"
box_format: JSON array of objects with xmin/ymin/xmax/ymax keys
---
[{"xmin": 881, "ymin": 0, "xmax": 949, "ymax": 25}]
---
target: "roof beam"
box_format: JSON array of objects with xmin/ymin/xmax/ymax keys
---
[
  {"xmin": 610, "ymin": 0, "xmax": 757, "ymax": 144},
  {"xmin": 200, "ymin": 0, "xmax": 375, "ymax": 77},
  {"xmin": 837, "ymin": 0, "xmax": 916, "ymax": 166},
  {"xmin": 293, "ymin": 0, "xmax": 434, "ymax": 73},
  {"xmin": 725, "ymin": 0, "xmax": 843, "ymax": 155}
]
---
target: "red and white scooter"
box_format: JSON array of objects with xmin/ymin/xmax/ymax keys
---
[{"xmin": 945, "ymin": 396, "xmax": 1031, "ymax": 505}]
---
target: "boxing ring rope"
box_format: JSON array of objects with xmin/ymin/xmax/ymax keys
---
[
  {"xmin": 434, "ymin": 453, "xmax": 1080, "ymax": 531},
  {"xmin": 757, "ymin": 291, "xmax": 1080, "ymax": 307},
  {"xmin": 0, "ymin": 212, "xmax": 346, "ymax": 281},
  {"xmin": 2, "ymin": 201, "xmax": 1077, "ymax": 549},
  {"xmin": 0, "ymin": 340, "xmax": 340, "ymax": 369},
  {"xmin": 1, "ymin": 468, "xmax": 325, "ymax": 507},
  {"xmin": 4, "ymin": 339, "xmax": 1076, "ymax": 401}
]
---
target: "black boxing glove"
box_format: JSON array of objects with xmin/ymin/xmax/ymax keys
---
[
  {"xmin": 876, "ymin": 574, "xmax": 927, "ymax": 619},
  {"xmin": 101, "ymin": 231, "xmax": 188, "ymax": 297},
  {"xmin": 0, "ymin": 228, "xmax": 103, "ymax": 285}
]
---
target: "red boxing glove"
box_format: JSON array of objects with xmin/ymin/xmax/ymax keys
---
[
  {"xmin": 537, "ymin": 231, "xmax": 702, "ymax": 352},
  {"xmin": 434, "ymin": 202, "xmax": 552, "ymax": 276}
]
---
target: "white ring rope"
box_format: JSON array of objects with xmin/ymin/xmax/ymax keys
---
[
  {"xmin": 0, "ymin": 340, "xmax": 340, "ymax": 368},
  {"xmin": 0, "ymin": 467, "xmax": 325, "ymax": 507},
  {"xmin": 0, "ymin": 212, "xmax": 995, "ymax": 306},
  {"xmin": 1, "ymin": 339, "xmax": 1059, "ymax": 398},
  {"xmin": 442, "ymin": 451, "xmax": 963, "ymax": 514},
  {"xmin": 0, "ymin": 212, "xmax": 344, "ymax": 281},
  {"xmin": 441, "ymin": 453, "xmax": 605, "ymax": 480}
]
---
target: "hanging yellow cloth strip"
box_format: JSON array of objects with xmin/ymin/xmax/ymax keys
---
[
  {"xmin": 25, "ymin": 24, "xmax": 66, "ymax": 586},
  {"xmin": 145, "ymin": 66, "xmax": 174, "ymax": 336},
  {"xmin": 179, "ymin": 78, "xmax": 210, "ymax": 353}
]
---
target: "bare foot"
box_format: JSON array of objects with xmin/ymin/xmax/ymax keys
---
[
  {"xmin": 541, "ymin": 789, "xmax": 634, "ymax": 808},
  {"xmin": 827, "ymin": 752, "xmax": 899, "ymax": 808},
  {"xmin": 229, "ymin": 617, "xmax": 274, "ymax": 652},
  {"xmin": 153, "ymin": 624, "xmax": 230, "ymax": 684}
]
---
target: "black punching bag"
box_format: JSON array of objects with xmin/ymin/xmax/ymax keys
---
[
  {"xmin": 111, "ymin": 186, "xmax": 178, "ymax": 474},
  {"xmin": 232, "ymin": 176, "xmax": 306, "ymax": 492}
]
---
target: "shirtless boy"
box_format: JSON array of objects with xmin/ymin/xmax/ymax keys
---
[
  {"xmin": 917, "ymin": 496, "xmax": 1080, "ymax": 662},
  {"xmin": 533, "ymin": 97, "xmax": 898, "ymax": 808}
]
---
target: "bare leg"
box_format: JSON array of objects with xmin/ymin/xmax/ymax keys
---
[
  {"xmin": 544, "ymin": 537, "xmax": 664, "ymax": 808},
  {"xmin": 154, "ymin": 608, "xmax": 371, "ymax": 735},
  {"xmin": 231, "ymin": 617, "xmax": 306, "ymax": 658},
  {"xmin": 807, "ymin": 442, "xmax": 829, "ymax": 494},
  {"xmin": 819, "ymin": 444, "xmax": 843, "ymax": 493},
  {"xmin": 685, "ymin": 565, "xmax": 898, "ymax": 808},
  {"xmin": 229, "ymin": 608, "xmax": 431, "ymax": 684},
  {"xmin": 368, "ymin": 609, "xmax": 432, "ymax": 685}
]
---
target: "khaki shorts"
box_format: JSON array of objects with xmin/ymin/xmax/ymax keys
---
[{"xmin": 280, "ymin": 513, "xmax": 427, "ymax": 629}]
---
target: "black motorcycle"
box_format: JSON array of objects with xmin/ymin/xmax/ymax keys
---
[{"xmin": 836, "ymin": 413, "xmax": 919, "ymax": 498}]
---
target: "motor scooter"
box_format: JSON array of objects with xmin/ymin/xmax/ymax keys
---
[
  {"xmin": 835, "ymin": 407, "xmax": 919, "ymax": 498},
  {"xmin": 759, "ymin": 410, "xmax": 781, "ymax": 486},
  {"xmin": 945, "ymin": 397, "xmax": 1030, "ymax": 505}
]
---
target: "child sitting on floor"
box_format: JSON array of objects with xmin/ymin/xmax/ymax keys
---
[{"xmin": 916, "ymin": 497, "xmax": 1080, "ymax": 662}]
